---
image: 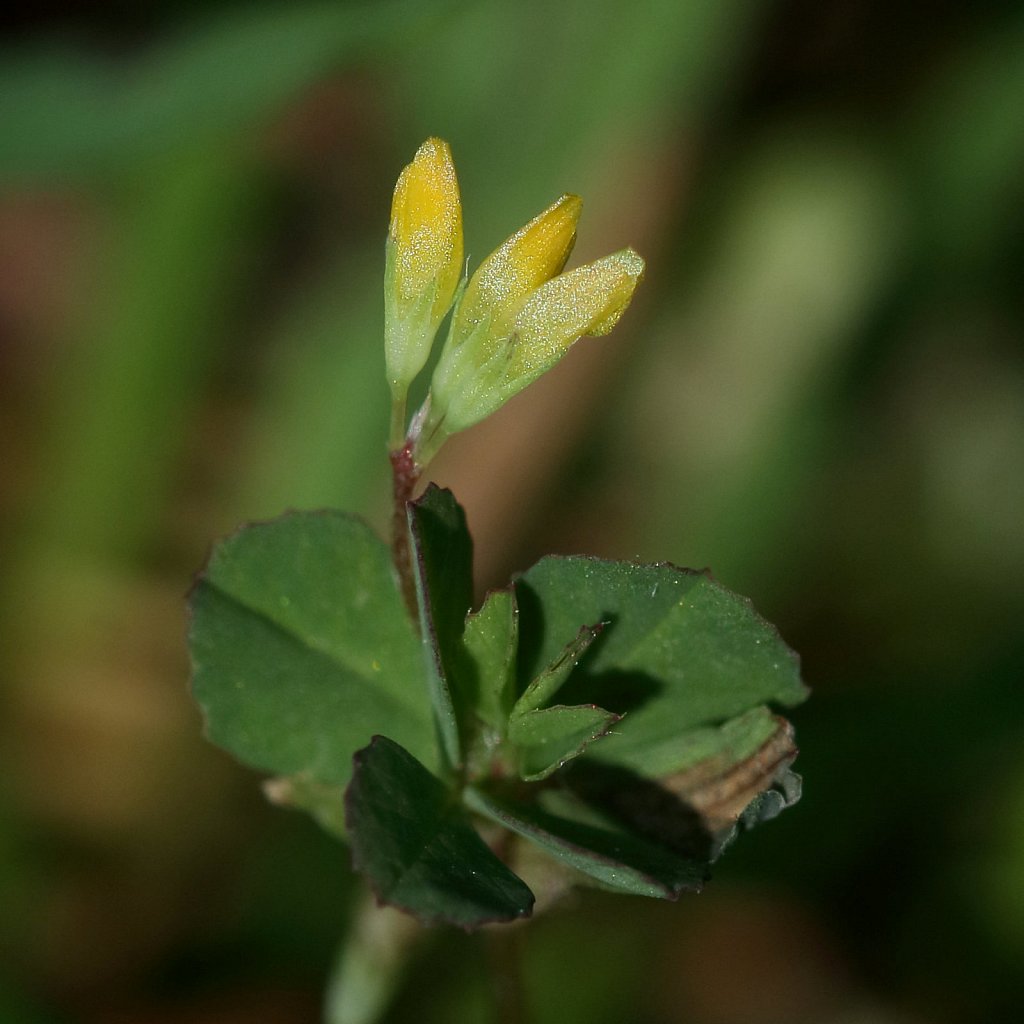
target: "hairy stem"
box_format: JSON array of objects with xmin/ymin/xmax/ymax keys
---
[{"xmin": 389, "ymin": 442, "xmax": 421, "ymax": 619}]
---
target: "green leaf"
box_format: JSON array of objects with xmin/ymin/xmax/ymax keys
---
[
  {"xmin": 514, "ymin": 557, "xmax": 808, "ymax": 774},
  {"xmin": 564, "ymin": 712, "xmax": 800, "ymax": 862},
  {"xmin": 508, "ymin": 705, "xmax": 620, "ymax": 782},
  {"xmin": 465, "ymin": 786, "xmax": 706, "ymax": 900},
  {"xmin": 189, "ymin": 511, "xmax": 436, "ymax": 798},
  {"xmin": 461, "ymin": 587, "xmax": 518, "ymax": 732},
  {"xmin": 513, "ymin": 622, "xmax": 604, "ymax": 716},
  {"xmin": 346, "ymin": 736, "xmax": 534, "ymax": 929},
  {"xmin": 407, "ymin": 485, "xmax": 474, "ymax": 768},
  {"xmin": 598, "ymin": 703, "xmax": 790, "ymax": 779}
]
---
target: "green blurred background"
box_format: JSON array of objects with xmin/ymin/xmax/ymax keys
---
[{"xmin": 2, "ymin": 0, "xmax": 1023, "ymax": 1021}]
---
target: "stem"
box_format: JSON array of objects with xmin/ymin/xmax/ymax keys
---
[
  {"xmin": 486, "ymin": 927, "xmax": 529, "ymax": 1024},
  {"xmin": 324, "ymin": 888, "xmax": 422, "ymax": 1024},
  {"xmin": 389, "ymin": 441, "xmax": 421, "ymax": 619},
  {"xmin": 388, "ymin": 391, "xmax": 407, "ymax": 452}
]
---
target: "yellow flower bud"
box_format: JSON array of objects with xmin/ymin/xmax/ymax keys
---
[
  {"xmin": 453, "ymin": 194, "xmax": 582, "ymax": 347},
  {"xmin": 506, "ymin": 248, "xmax": 645, "ymax": 380},
  {"xmin": 384, "ymin": 138, "xmax": 463, "ymax": 397},
  {"xmin": 386, "ymin": 148, "xmax": 645, "ymax": 465},
  {"xmin": 418, "ymin": 228, "xmax": 643, "ymax": 459},
  {"xmin": 421, "ymin": 196, "xmax": 587, "ymax": 451}
]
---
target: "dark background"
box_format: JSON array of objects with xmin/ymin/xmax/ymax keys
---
[{"xmin": 2, "ymin": 1, "xmax": 1023, "ymax": 1021}]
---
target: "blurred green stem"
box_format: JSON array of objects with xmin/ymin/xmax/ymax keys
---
[
  {"xmin": 486, "ymin": 927, "xmax": 528, "ymax": 1024},
  {"xmin": 324, "ymin": 888, "xmax": 422, "ymax": 1024}
]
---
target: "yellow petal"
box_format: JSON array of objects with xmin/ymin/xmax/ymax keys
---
[
  {"xmin": 507, "ymin": 248, "xmax": 645, "ymax": 378},
  {"xmin": 389, "ymin": 137, "xmax": 463, "ymax": 316},
  {"xmin": 385, "ymin": 138, "xmax": 464, "ymax": 395},
  {"xmin": 454, "ymin": 193, "xmax": 582, "ymax": 342}
]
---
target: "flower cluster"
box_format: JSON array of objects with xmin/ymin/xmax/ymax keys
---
[{"xmin": 384, "ymin": 138, "xmax": 644, "ymax": 463}]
